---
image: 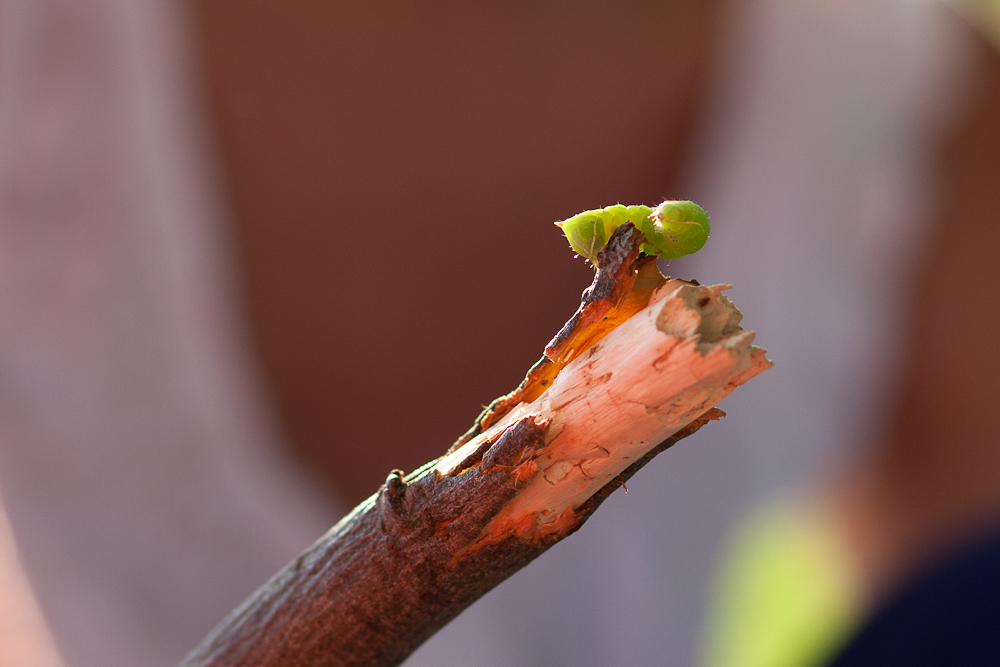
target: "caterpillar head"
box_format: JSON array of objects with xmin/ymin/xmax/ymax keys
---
[{"xmin": 638, "ymin": 200, "xmax": 710, "ymax": 260}]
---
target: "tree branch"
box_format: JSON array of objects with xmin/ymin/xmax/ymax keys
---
[{"xmin": 180, "ymin": 224, "xmax": 771, "ymax": 667}]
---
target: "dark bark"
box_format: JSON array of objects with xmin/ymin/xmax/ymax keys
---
[{"xmin": 180, "ymin": 414, "xmax": 715, "ymax": 667}]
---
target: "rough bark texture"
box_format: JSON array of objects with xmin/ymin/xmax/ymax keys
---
[{"xmin": 181, "ymin": 225, "xmax": 770, "ymax": 667}]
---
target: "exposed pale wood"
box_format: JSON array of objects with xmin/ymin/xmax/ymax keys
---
[
  {"xmin": 438, "ymin": 278, "xmax": 768, "ymax": 546},
  {"xmin": 180, "ymin": 225, "xmax": 770, "ymax": 667}
]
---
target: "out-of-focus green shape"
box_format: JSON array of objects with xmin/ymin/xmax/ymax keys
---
[{"xmin": 702, "ymin": 500, "xmax": 863, "ymax": 667}]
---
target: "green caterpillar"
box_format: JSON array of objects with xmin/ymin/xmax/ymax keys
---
[{"xmin": 555, "ymin": 200, "xmax": 710, "ymax": 265}]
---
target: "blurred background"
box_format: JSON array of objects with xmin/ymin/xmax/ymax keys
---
[{"xmin": 0, "ymin": 0, "xmax": 998, "ymax": 665}]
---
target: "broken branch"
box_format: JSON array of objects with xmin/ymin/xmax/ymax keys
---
[{"xmin": 180, "ymin": 224, "xmax": 770, "ymax": 667}]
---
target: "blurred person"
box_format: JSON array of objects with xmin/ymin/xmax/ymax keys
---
[{"xmin": 3, "ymin": 2, "xmax": 997, "ymax": 667}]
